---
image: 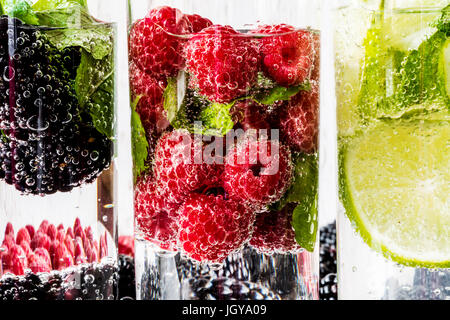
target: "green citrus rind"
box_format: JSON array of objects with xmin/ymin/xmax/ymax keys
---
[{"xmin": 339, "ymin": 119, "xmax": 450, "ymax": 268}]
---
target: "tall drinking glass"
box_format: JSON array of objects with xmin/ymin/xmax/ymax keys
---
[
  {"xmin": 0, "ymin": 0, "xmax": 119, "ymax": 300},
  {"xmin": 335, "ymin": 0, "xmax": 449, "ymax": 300},
  {"xmin": 128, "ymin": 0, "xmax": 321, "ymax": 300}
]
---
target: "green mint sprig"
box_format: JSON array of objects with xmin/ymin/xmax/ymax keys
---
[{"xmin": 130, "ymin": 96, "xmax": 149, "ymax": 182}]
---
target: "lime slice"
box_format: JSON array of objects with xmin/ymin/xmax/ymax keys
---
[{"xmin": 340, "ymin": 120, "xmax": 450, "ymax": 267}]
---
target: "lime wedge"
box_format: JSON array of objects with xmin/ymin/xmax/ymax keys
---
[{"xmin": 340, "ymin": 120, "xmax": 450, "ymax": 267}]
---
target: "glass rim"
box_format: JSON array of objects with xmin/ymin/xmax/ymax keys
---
[
  {"xmin": 334, "ymin": 4, "xmax": 446, "ymax": 14},
  {"xmin": 1, "ymin": 17, "xmax": 117, "ymax": 30},
  {"xmin": 141, "ymin": 23, "xmax": 320, "ymax": 40}
]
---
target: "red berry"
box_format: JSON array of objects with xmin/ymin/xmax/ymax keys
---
[
  {"xmin": 186, "ymin": 14, "xmax": 213, "ymax": 33},
  {"xmin": 7, "ymin": 245, "xmax": 28, "ymax": 275},
  {"xmin": 30, "ymin": 231, "xmax": 51, "ymax": 251},
  {"xmin": 178, "ymin": 193, "xmax": 255, "ymax": 263},
  {"xmin": 2, "ymin": 234, "xmax": 14, "ymax": 250},
  {"xmin": 134, "ymin": 175, "xmax": 180, "ymax": 251},
  {"xmin": 154, "ymin": 130, "xmax": 223, "ymax": 204},
  {"xmin": 118, "ymin": 235, "xmax": 135, "ymax": 257},
  {"xmin": 251, "ymin": 24, "xmax": 315, "ymax": 86},
  {"xmin": 129, "ymin": 61, "xmax": 169, "ymax": 148},
  {"xmin": 28, "ymin": 251, "xmax": 52, "ymax": 273},
  {"xmin": 19, "ymin": 241, "xmax": 33, "ymax": 258},
  {"xmin": 25, "ymin": 225, "xmax": 35, "ymax": 240},
  {"xmin": 38, "ymin": 220, "xmax": 49, "ymax": 234},
  {"xmin": 53, "ymin": 241, "xmax": 74, "ymax": 270},
  {"xmin": 278, "ymin": 81, "xmax": 319, "ymax": 153},
  {"xmin": 249, "ymin": 204, "xmax": 302, "ymax": 254},
  {"xmin": 47, "ymin": 224, "xmax": 57, "ymax": 241},
  {"xmin": 231, "ymin": 100, "xmax": 271, "ymax": 131},
  {"xmin": 4, "ymin": 222, "xmax": 14, "ymax": 237},
  {"xmin": 185, "ymin": 25, "xmax": 259, "ymax": 103},
  {"xmin": 99, "ymin": 232, "xmax": 108, "ymax": 259},
  {"xmin": 16, "ymin": 228, "xmax": 31, "ymax": 245},
  {"xmin": 223, "ymin": 134, "xmax": 293, "ymax": 210},
  {"xmin": 129, "ymin": 6, "xmax": 192, "ymax": 79}
]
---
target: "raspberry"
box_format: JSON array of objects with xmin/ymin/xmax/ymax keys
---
[
  {"xmin": 129, "ymin": 61, "xmax": 169, "ymax": 146},
  {"xmin": 27, "ymin": 251, "xmax": 52, "ymax": 273},
  {"xmin": 277, "ymin": 81, "xmax": 319, "ymax": 153},
  {"xmin": 1, "ymin": 218, "xmax": 106, "ymax": 275},
  {"xmin": 134, "ymin": 175, "xmax": 180, "ymax": 251},
  {"xmin": 129, "ymin": 6, "xmax": 192, "ymax": 79},
  {"xmin": 249, "ymin": 203, "xmax": 302, "ymax": 254},
  {"xmin": 185, "ymin": 25, "xmax": 259, "ymax": 103},
  {"xmin": 178, "ymin": 193, "xmax": 255, "ymax": 263},
  {"xmin": 186, "ymin": 14, "xmax": 213, "ymax": 33},
  {"xmin": 4, "ymin": 223, "xmax": 14, "ymax": 237},
  {"xmin": 223, "ymin": 134, "xmax": 293, "ymax": 210},
  {"xmin": 154, "ymin": 129, "xmax": 223, "ymax": 204},
  {"xmin": 231, "ymin": 100, "xmax": 271, "ymax": 131},
  {"xmin": 251, "ymin": 24, "xmax": 314, "ymax": 86},
  {"xmin": 118, "ymin": 236, "xmax": 135, "ymax": 257},
  {"xmin": 16, "ymin": 228, "xmax": 31, "ymax": 245}
]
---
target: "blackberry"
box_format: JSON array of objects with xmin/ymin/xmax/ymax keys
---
[
  {"xmin": 118, "ymin": 254, "xmax": 136, "ymax": 300},
  {"xmin": 0, "ymin": 263, "xmax": 117, "ymax": 300},
  {"xmin": 319, "ymin": 221, "xmax": 337, "ymax": 300},
  {"xmin": 319, "ymin": 273, "xmax": 337, "ymax": 300},
  {"xmin": 186, "ymin": 277, "xmax": 281, "ymax": 300},
  {"xmin": 0, "ymin": 16, "xmax": 112, "ymax": 195},
  {"xmin": 320, "ymin": 222, "xmax": 337, "ymax": 277}
]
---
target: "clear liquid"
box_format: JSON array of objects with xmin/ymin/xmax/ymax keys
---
[
  {"xmin": 135, "ymin": 240, "xmax": 318, "ymax": 300},
  {"xmin": 335, "ymin": 4, "xmax": 450, "ymax": 300}
]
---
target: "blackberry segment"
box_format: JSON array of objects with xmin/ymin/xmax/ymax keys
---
[
  {"xmin": 320, "ymin": 222, "xmax": 337, "ymax": 277},
  {"xmin": 319, "ymin": 273, "xmax": 337, "ymax": 301},
  {"xmin": 319, "ymin": 221, "xmax": 337, "ymax": 300},
  {"xmin": 0, "ymin": 16, "xmax": 112, "ymax": 195},
  {"xmin": 186, "ymin": 277, "xmax": 281, "ymax": 300},
  {"xmin": 118, "ymin": 254, "xmax": 136, "ymax": 300},
  {"xmin": 0, "ymin": 263, "xmax": 117, "ymax": 300}
]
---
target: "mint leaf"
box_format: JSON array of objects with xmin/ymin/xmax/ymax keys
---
[
  {"xmin": 253, "ymin": 83, "xmax": 308, "ymax": 105},
  {"xmin": 75, "ymin": 50, "xmax": 114, "ymax": 138},
  {"xmin": 2, "ymin": 0, "xmax": 39, "ymax": 24},
  {"xmin": 357, "ymin": 24, "xmax": 391, "ymax": 120},
  {"xmin": 34, "ymin": 2, "xmax": 95, "ymax": 27},
  {"xmin": 0, "ymin": 129, "xmax": 7, "ymax": 143},
  {"xmin": 435, "ymin": 4, "xmax": 449, "ymax": 34},
  {"xmin": 271, "ymin": 153, "xmax": 319, "ymax": 211},
  {"xmin": 292, "ymin": 193, "xmax": 318, "ymax": 252},
  {"xmin": 44, "ymin": 23, "xmax": 113, "ymax": 60},
  {"xmin": 199, "ymin": 102, "xmax": 234, "ymax": 136},
  {"xmin": 272, "ymin": 153, "xmax": 319, "ymax": 252},
  {"xmin": 379, "ymin": 31, "xmax": 449, "ymax": 118},
  {"xmin": 131, "ymin": 97, "xmax": 149, "ymax": 182},
  {"xmin": 32, "ymin": 0, "xmax": 87, "ymax": 11},
  {"xmin": 163, "ymin": 77, "xmax": 181, "ymax": 124},
  {"xmin": 163, "ymin": 76, "xmax": 235, "ymax": 137}
]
